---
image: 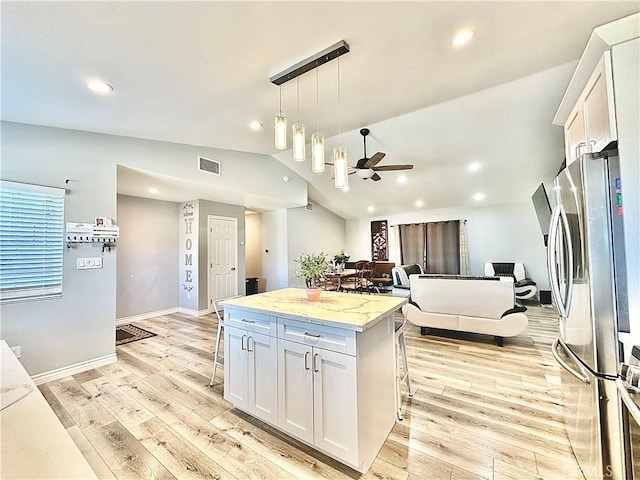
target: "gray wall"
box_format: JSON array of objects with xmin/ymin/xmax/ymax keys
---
[
  {"xmin": 116, "ymin": 194, "xmax": 179, "ymax": 318},
  {"xmin": 0, "ymin": 122, "xmax": 117, "ymax": 375},
  {"xmin": 346, "ymin": 200, "xmax": 549, "ymax": 290},
  {"xmin": 0, "ymin": 120, "xmax": 305, "ymax": 376},
  {"xmin": 287, "ymin": 202, "xmax": 347, "ymax": 288},
  {"xmin": 198, "ymin": 199, "xmax": 246, "ymax": 310}
]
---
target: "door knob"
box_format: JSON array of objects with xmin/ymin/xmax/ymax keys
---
[{"xmin": 231, "ymin": 267, "xmax": 236, "ymax": 271}]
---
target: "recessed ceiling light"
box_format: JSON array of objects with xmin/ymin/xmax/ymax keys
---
[
  {"xmin": 415, "ymin": 200, "xmax": 424, "ymax": 208},
  {"xmin": 283, "ymin": 175, "xmax": 290, "ymax": 183},
  {"xmin": 249, "ymin": 121, "xmax": 263, "ymax": 130},
  {"xmin": 473, "ymin": 192, "xmax": 485, "ymax": 201},
  {"xmin": 149, "ymin": 187, "xmax": 159, "ymax": 194},
  {"xmin": 397, "ymin": 175, "xmax": 407, "ymax": 184},
  {"xmin": 367, "ymin": 206, "xmax": 375, "ymax": 213},
  {"xmin": 86, "ymin": 80, "xmax": 113, "ymax": 94},
  {"xmin": 451, "ymin": 29, "xmax": 475, "ymax": 47},
  {"xmin": 468, "ymin": 162, "xmax": 481, "ymax": 172}
]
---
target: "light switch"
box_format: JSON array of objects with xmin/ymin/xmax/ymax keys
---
[{"xmin": 77, "ymin": 257, "xmax": 103, "ymax": 270}]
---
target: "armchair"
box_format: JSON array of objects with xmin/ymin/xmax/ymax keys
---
[
  {"xmin": 483, "ymin": 262, "xmax": 537, "ymax": 301},
  {"xmin": 391, "ymin": 264, "xmax": 424, "ymax": 297}
]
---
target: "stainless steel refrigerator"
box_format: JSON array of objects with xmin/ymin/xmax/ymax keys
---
[{"xmin": 548, "ymin": 147, "xmax": 630, "ymax": 479}]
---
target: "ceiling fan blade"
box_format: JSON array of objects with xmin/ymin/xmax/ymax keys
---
[
  {"xmin": 355, "ymin": 157, "xmax": 369, "ymax": 169},
  {"xmin": 364, "ymin": 152, "xmax": 385, "ymax": 168},
  {"xmin": 372, "ymin": 164, "xmax": 414, "ymax": 171},
  {"xmin": 371, "ymin": 173, "xmax": 382, "ymax": 181}
]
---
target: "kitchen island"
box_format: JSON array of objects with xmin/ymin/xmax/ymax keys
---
[{"xmin": 221, "ymin": 288, "xmax": 407, "ymax": 473}]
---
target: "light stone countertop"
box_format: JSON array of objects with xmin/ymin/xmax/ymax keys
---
[
  {"xmin": 222, "ymin": 288, "xmax": 408, "ymax": 332},
  {"xmin": 0, "ymin": 340, "xmax": 98, "ymax": 480}
]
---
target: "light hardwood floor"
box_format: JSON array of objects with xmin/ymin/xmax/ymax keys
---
[{"xmin": 40, "ymin": 304, "xmax": 584, "ymax": 480}]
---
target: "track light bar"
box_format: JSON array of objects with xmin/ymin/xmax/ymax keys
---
[{"xmin": 269, "ymin": 40, "xmax": 350, "ymax": 85}]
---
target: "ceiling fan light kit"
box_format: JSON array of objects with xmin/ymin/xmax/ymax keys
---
[{"xmin": 352, "ymin": 128, "xmax": 414, "ymax": 182}]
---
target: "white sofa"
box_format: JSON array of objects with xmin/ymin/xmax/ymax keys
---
[{"xmin": 401, "ymin": 274, "xmax": 528, "ymax": 346}]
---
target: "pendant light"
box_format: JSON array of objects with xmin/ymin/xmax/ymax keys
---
[
  {"xmin": 292, "ymin": 78, "xmax": 306, "ymax": 162},
  {"xmin": 334, "ymin": 56, "xmax": 349, "ymax": 189},
  {"xmin": 274, "ymin": 85, "xmax": 286, "ymax": 150},
  {"xmin": 311, "ymin": 68, "xmax": 325, "ymax": 173}
]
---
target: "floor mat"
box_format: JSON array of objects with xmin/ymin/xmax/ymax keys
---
[{"xmin": 115, "ymin": 324, "xmax": 156, "ymax": 346}]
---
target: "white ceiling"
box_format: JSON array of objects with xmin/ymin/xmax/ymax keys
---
[{"xmin": 2, "ymin": 2, "xmax": 638, "ymax": 219}]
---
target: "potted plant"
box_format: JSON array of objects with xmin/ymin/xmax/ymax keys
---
[
  {"xmin": 294, "ymin": 252, "xmax": 330, "ymax": 301},
  {"xmin": 333, "ymin": 249, "xmax": 350, "ymax": 272}
]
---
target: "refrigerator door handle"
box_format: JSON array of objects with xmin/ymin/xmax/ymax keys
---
[
  {"xmin": 616, "ymin": 378, "xmax": 640, "ymax": 426},
  {"xmin": 552, "ymin": 339, "xmax": 590, "ymax": 385},
  {"xmin": 558, "ymin": 204, "xmax": 574, "ymax": 315},
  {"xmin": 547, "ymin": 205, "xmax": 567, "ymax": 318}
]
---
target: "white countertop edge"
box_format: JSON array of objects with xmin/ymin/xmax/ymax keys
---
[{"xmin": 222, "ymin": 290, "xmax": 407, "ymax": 332}]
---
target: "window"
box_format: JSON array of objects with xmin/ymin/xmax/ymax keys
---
[{"xmin": 0, "ymin": 180, "xmax": 65, "ymax": 302}]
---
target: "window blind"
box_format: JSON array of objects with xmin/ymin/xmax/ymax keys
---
[{"xmin": 0, "ymin": 180, "xmax": 65, "ymax": 302}]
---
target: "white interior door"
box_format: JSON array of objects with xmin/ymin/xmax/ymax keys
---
[{"xmin": 208, "ymin": 215, "xmax": 238, "ymax": 310}]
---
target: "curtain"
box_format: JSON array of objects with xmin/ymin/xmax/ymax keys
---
[
  {"xmin": 425, "ymin": 221, "xmax": 460, "ymax": 274},
  {"xmin": 459, "ymin": 220, "xmax": 470, "ymax": 276},
  {"xmin": 399, "ymin": 224, "xmax": 426, "ymax": 269},
  {"xmin": 388, "ymin": 225, "xmax": 401, "ymax": 266}
]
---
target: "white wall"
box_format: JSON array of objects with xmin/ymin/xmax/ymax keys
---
[
  {"xmin": 346, "ymin": 200, "xmax": 549, "ymax": 289},
  {"xmin": 261, "ymin": 209, "xmax": 289, "ymax": 291},
  {"xmin": 287, "ymin": 202, "xmax": 347, "ymax": 288},
  {"xmin": 612, "ymin": 38, "xmax": 640, "ymax": 332},
  {"xmin": 245, "ymin": 213, "xmax": 263, "ymax": 291},
  {"xmin": 179, "ymin": 200, "xmax": 199, "ymax": 311},
  {"xmin": 116, "ymin": 195, "xmax": 179, "ymax": 318}
]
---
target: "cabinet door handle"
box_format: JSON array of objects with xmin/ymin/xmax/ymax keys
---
[
  {"xmin": 313, "ymin": 353, "xmax": 320, "ymax": 373},
  {"xmin": 241, "ymin": 319, "xmax": 255, "ymax": 324},
  {"xmin": 304, "ymin": 351, "xmax": 310, "ymax": 370},
  {"xmin": 241, "ymin": 334, "xmax": 247, "ymax": 351},
  {"xmin": 304, "ymin": 332, "xmax": 321, "ymax": 338},
  {"xmin": 247, "ymin": 336, "xmax": 254, "ymax": 352}
]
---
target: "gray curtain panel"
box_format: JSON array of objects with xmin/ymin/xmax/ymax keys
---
[
  {"xmin": 426, "ymin": 221, "xmax": 460, "ymax": 274},
  {"xmin": 399, "ymin": 223, "xmax": 426, "ymax": 269}
]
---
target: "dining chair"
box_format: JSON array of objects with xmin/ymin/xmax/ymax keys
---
[
  {"xmin": 340, "ymin": 260, "xmax": 367, "ymax": 293},
  {"xmin": 209, "ymin": 294, "xmax": 243, "ymax": 387}
]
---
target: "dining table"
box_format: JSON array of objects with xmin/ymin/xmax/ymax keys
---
[{"xmin": 326, "ymin": 268, "xmax": 358, "ymax": 290}]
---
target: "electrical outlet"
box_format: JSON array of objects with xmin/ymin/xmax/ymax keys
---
[{"xmin": 10, "ymin": 345, "xmax": 21, "ymax": 358}]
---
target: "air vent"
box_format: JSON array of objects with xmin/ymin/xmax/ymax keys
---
[
  {"xmin": 305, "ymin": 202, "xmax": 314, "ymax": 212},
  {"xmin": 198, "ymin": 156, "xmax": 220, "ymax": 176}
]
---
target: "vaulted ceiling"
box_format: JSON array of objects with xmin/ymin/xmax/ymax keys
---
[{"xmin": 3, "ymin": 1, "xmax": 638, "ymax": 219}]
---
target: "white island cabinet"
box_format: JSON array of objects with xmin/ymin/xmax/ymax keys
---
[{"xmin": 222, "ymin": 288, "xmax": 408, "ymax": 474}]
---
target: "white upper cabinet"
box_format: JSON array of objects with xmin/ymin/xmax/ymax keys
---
[{"xmin": 564, "ymin": 51, "xmax": 617, "ymax": 164}]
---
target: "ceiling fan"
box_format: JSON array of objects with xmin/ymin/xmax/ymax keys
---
[{"xmin": 352, "ymin": 128, "xmax": 413, "ymax": 181}]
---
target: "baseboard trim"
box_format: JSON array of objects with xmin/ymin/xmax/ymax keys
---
[
  {"xmin": 178, "ymin": 307, "xmax": 211, "ymax": 317},
  {"xmin": 31, "ymin": 353, "xmax": 117, "ymax": 385},
  {"xmin": 116, "ymin": 307, "xmax": 179, "ymax": 325}
]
